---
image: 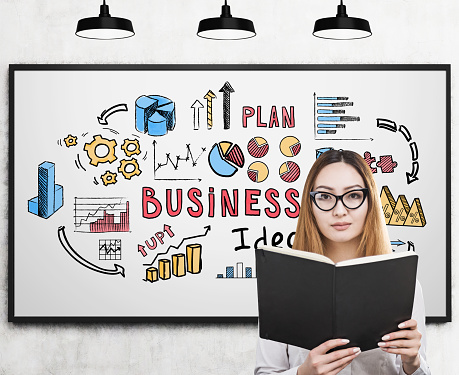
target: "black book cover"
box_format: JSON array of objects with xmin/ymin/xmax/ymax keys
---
[{"xmin": 256, "ymin": 246, "xmax": 418, "ymax": 352}]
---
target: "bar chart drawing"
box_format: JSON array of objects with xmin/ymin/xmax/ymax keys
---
[
  {"xmin": 313, "ymin": 94, "xmax": 361, "ymax": 139},
  {"xmin": 216, "ymin": 262, "xmax": 256, "ymax": 279},
  {"xmin": 28, "ymin": 161, "xmax": 64, "ymax": 219},
  {"xmin": 99, "ymin": 239, "xmax": 121, "ymax": 260},
  {"xmin": 74, "ymin": 197, "xmax": 130, "ymax": 233},
  {"xmin": 145, "ymin": 243, "xmax": 203, "ymax": 283}
]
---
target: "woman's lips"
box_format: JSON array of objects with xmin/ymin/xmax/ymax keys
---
[{"xmin": 332, "ymin": 223, "xmax": 351, "ymax": 231}]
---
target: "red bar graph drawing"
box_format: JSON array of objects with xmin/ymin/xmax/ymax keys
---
[{"xmin": 74, "ymin": 197, "xmax": 130, "ymax": 233}]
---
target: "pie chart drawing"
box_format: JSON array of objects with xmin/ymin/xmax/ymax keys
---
[
  {"xmin": 247, "ymin": 137, "xmax": 269, "ymax": 158},
  {"xmin": 280, "ymin": 136, "xmax": 301, "ymax": 157},
  {"xmin": 135, "ymin": 95, "xmax": 176, "ymax": 136},
  {"xmin": 279, "ymin": 161, "xmax": 300, "ymax": 183},
  {"xmin": 247, "ymin": 162, "xmax": 269, "ymax": 183},
  {"xmin": 209, "ymin": 141, "xmax": 245, "ymax": 177}
]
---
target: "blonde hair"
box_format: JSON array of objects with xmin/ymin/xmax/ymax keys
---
[{"xmin": 292, "ymin": 150, "xmax": 391, "ymax": 257}]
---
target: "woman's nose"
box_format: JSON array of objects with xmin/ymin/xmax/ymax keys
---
[{"xmin": 332, "ymin": 198, "xmax": 347, "ymax": 216}]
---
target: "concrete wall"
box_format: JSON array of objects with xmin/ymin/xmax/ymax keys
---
[{"xmin": 0, "ymin": 0, "xmax": 456, "ymax": 373}]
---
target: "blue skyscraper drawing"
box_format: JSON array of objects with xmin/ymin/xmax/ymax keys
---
[{"xmin": 28, "ymin": 161, "xmax": 64, "ymax": 219}]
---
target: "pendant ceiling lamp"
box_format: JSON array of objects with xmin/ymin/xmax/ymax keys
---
[
  {"xmin": 313, "ymin": 0, "xmax": 371, "ymax": 40},
  {"xmin": 197, "ymin": 0, "xmax": 256, "ymax": 40},
  {"xmin": 76, "ymin": 1, "xmax": 135, "ymax": 40}
]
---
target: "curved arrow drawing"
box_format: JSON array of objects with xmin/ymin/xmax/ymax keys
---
[
  {"xmin": 376, "ymin": 118, "xmax": 397, "ymax": 132},
  {"xmin": 219, "ymin": 81, "xmax": 235, "ymax": 130},
  {"xmin": 410, "ymin": 142, "xmax": 418, "ymax": 161},
  {"xmin": 57, "ymin": 226, "xmax": 125, "ymax": 277},
  {"xmin": 191, "ymin": 100, "xmax": 204, "ymax": 130},
  {"xmin": 399, "ymin": 124, "xmax": 412, "ymax": 142},
  {"xmin": 406, "ymin": 161, "xmax": 419, "ymax": 184},
  {"xmin": 143, "ymin": 225, "xmax": 211, "ymax": 266},
  {"xmin": 98, "ymin": 104, "xmax": 128, "ymax": 125}
]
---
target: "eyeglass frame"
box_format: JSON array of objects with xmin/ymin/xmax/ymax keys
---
[{"xmin": 309, "ymin": 188, "xmax": 369, "ymax": 211}]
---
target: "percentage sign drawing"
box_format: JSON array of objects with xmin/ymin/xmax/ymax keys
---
[
  {"xmin": 383, "ymin": 204, "xmax": 391, "ymax": 219},
  {"xmin": 396, "ymin": 209, "xmax": 406, "ymax": 223},
  {"xmin": 409, "ymin": 212, "xmax": 419, "ymax": 225}
]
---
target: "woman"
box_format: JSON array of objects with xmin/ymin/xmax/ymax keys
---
[{"xmin": 255, "ymin": 150, "xmax": 431, "ymax": 375}]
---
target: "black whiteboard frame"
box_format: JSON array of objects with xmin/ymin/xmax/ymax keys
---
[{"xmin": 8, "ymin": 64, "xmax": 451, "ymax": 324}]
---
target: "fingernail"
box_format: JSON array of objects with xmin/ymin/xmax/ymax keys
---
[
  {"xmin": 382, "ymin": 335, "xmax": 390, "ymax": 341},
  {"xmin": 378, "ymin": 342, "xmax": 386, "ymax": 347},
  {"xmin": 398, "ymin": 323, "xmax": 406, "ymax": 328},
  {"xmin": 353, "ymin": 347, "xmax": 360, "ymax": 353},
  {"xmin": 342, "ymin": 339, "xmax": 350, "ymax": 344}
]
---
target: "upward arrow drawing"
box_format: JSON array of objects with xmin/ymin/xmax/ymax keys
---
[
  {"xmin": 143, "ymin": 225, "xmax": 211, "ymax": 266},
  {"xmin": 203, "ymin": 90, "xmax": 216, "ymax": 130},
  {"xmin": 219, "ymin": 81, "xmax": 235, "ymax": 130},
  {"xmin": 191, "ymin": 100, "xmax": 204, "ymax": 130}
]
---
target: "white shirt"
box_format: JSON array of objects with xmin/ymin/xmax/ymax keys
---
[{"xmin": 255, "ymin": 280, "xmax": 431, "ymax": 375}]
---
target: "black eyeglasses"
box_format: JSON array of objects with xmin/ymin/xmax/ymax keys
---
[{"xmin": 309, "ymin": 188, "xmax": 369, "ymax": 211}]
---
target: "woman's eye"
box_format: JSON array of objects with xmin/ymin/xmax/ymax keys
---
[
  {"xmin": 317, "ymin": 193, "xmax": 332, "ymax": 200},
  {"xmin": 349, "ymin": 193, "xmax": 362, "ymax": 199}
]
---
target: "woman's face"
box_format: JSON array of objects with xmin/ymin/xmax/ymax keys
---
[{"xmin": 311, "ymin": 162, "xmax": 368, "ymax": 248}]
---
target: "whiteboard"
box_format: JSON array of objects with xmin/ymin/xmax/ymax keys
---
[{"xmin": 9, "ymin": 65, "xmax": 451, "ymax": 322}]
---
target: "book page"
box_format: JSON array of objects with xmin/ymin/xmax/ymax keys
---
[
  {"xmin": 257, "ymin": 245, "xmax": 335, "ymax": 265},
  {"xmin": 336, "ymin": 251, "xmax": 418, "ymax": 267}
]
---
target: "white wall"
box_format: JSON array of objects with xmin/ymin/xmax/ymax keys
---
[{"xmin": 0, "ymin": 0, "xmax": 456, "ymax": 373}]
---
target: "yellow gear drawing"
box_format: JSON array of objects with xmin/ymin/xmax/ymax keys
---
[
  {"xmin": 101, "ymin": 171, "xmax": 117, "ymax": 186},
  {"xmin": 84, "ymin": 135, "xmax": 117, "ymax": 166},
  {"xmin": 118, "ymin": 158, "xmax": 142, "ymax": 180},
  {"xmin": 64, "ymin": 134, "xmax": 78, "ymax": 147},
  {"xmin": 121, "ymin": 138, "xmax": 141, "ymax": 157}
]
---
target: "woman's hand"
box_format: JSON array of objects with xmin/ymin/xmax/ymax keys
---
[
  {"xmin": 378, "ymin": 319, "xmax": 422, "ymax": 375},
  {"xmin": 297, "ymin": 339, "xmax": 360, "ymax": 375}
]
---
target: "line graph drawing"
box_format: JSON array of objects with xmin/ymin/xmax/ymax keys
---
[
  {"xmin": 74, "ymin": 197, "xmax": 130, "ymax": 233},
  {"xmin": 152, "ymin": 140, "xmax": 206, "ymax": 181},
  {"xmin": 143, "ymin": 225, "xmax": 211, "ymax": 266},
  {"xmin": 99, "ymin": 239, "xmax": 121, "ymax": 260}
]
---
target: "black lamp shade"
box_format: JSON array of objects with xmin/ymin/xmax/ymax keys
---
[
  {"xmin": 313, "ymin": 2, "xmax": 371, "ymax": 40},
  {"xmin": 76, "ymin": 2, "xmax": 134, "ymax": 40},
  {"xmin": 313, "ymin": 17, "xmax": 371, "ymax": 40},
  {"xmin": 197, "ymin": 3, "xmax": 256, "ymax": 40}
]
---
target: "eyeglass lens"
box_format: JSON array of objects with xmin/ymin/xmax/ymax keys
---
[{"xmin": 314, "ymin": 190, "xmax": 365, "ymax": 210}]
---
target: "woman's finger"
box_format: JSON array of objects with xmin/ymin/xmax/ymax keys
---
[
  {"xmin": 378, "ymin": 339, "xmax": 419, "ymax": 349},
  {"xmin": 398, "ymin": 319, "xmax": 417, "ymax": 329},
  {"xmin": 323, "ymin": 347, "xmax": 361, "ymax": 364},
  {"xmin": 381, "ymin": 329, "xmax": 421, "ymax": 342},
  {"xmin": 323, "ymin": 349, "xmax": 361, "ymax": 373},
  {"xmin": 314, "ymin": 338, "xmax": 351, "ymax": 355},
  {"xmin": 380, "ymin": 347, "xmax": 419, "ymax": 357}
]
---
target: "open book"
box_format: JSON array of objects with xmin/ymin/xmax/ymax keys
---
[{"xmin": 255, "ymin": 245, "xmax": 418, "ymax": 352}]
